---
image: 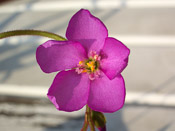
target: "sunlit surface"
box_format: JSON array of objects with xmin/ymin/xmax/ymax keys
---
[{"xmin": 0, "ymin": 0, "xmax": 175, "ymax": 131}]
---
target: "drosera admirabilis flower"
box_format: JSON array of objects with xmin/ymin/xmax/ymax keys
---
[{"xmin": 36, "ymin": 9, "xmax": 130, "ymax": 113}]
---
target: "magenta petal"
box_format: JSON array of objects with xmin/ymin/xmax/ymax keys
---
[
  {"xmin": 100, "ymin": 37, "xmax": 130, "ymax": 80},
  {"xmin": 36, "ymin": 40, "xmax": 87, "ymax": 73},
  {"xmin": 88, "ymin": 72, "xmax": 125, "ymax": 113},
  {"xmin": 47, "ymin": 70, "xmax": 90, "ymax": 112},
  {"xmin": 66, "ymin": 9, "xmax": 108, "ymax": 54}
]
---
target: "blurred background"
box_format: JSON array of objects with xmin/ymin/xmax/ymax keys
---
[{"xmin": 0, "ymin": 0, "xmax": 175, "ymax": 131}]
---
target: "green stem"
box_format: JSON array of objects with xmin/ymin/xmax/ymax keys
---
[
  {"xmin": 87, "ymin": 105, "xmax": 95, "ymax": 131},
  {"xmin": 0, "ymin": 30, "xmax": 66, "ymax": 41},
  {"xmin": 81, "ymin": 110, "xmax": 88, "ymax": 131}
]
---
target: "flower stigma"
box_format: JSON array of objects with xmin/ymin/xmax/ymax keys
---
[{"xmin": 76, "ymin": 51, "xmax": 101, "ymax": 80}]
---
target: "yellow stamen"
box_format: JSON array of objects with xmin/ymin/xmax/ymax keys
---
[
  {"xmin": 82, "ymin": 69, "xmax": 87, "ymax": 73},
  {"xmin": 76, "ymin": 52, "xmax": 101, "ymax": 80},
  {"xmin": 79, "ymin": 61, "xmax": 83, "ymax": 65},
  {"xmin": 87, "ymin": 61, "xmax": 95, "ymax": 72}
]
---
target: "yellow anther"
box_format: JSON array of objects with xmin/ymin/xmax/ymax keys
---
[
  {"xmin": 91, "ymin": 67, "xmax": 95, "ymax": 72},
  {"xmin": 87, "ymin": 61, "xmax": 95, "ymax": 72},
  {"xmin": 79, "ymin": 61, "xmax": 83, "ymax": 65},
  {"xmin": 82, "ymin": 69, "xmax": 87, "ymax": 73}
]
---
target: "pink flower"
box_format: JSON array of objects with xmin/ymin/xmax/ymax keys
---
[{"xmin": 36, "ymin": 9, "xmax": 130, "ymax": 113}]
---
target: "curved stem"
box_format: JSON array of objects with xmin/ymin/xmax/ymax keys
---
[
  {"xmin": 81, "ymin": 110, "xmax": 88, "ymax": 131},
  {"xmin": 87, "ymin": 105, "xmax": 95, "ymax": 131},
  {"xmin": 81, "ymin": 105, "xmax": 95, "ymax": 131},
  {"xmin": 0, "ymin": 30, "xmax": 66, "ymax": 41}
]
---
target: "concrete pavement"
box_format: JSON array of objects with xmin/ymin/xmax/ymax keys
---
[{"xmin": 0, "ymin": 102, "xmax": 175, "ymax": 131}]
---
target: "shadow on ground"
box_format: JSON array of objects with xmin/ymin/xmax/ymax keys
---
[{"xmin": 43, "ymin": 110, "xmax": 127, "ymax": 131}]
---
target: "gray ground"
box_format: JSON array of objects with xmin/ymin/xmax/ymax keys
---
[
  {"xmin": 0, "ymin": 102, "xmax": 175, "ymax": 131},
  {"xmin": 0, "ymin": 0, "xmax": 175, "ymax": 131}
]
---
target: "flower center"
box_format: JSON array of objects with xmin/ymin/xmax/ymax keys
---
[{"xmin": 76, "ymin": 51, "xmax": 101, "ymax": 80}]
